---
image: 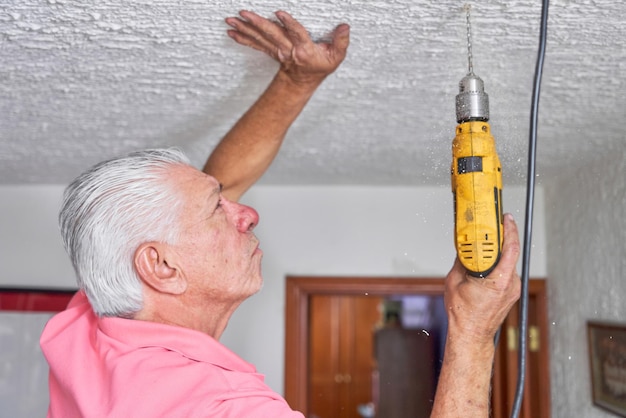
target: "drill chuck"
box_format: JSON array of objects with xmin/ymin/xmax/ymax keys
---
[{"xmin": 455, "ymin": 74, "xmax": 490, "ymax": 123}]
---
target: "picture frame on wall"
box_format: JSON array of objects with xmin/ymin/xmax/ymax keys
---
[
  {"xmin": 587, "ymin": 320, "xmax": 626, "ymax": 417},
  {"xmin": 0, "ymin": 287, "xmax": 76, "ymax": 417}
]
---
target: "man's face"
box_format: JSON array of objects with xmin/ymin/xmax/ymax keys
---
[{"xmin": 170, "ymin": 165, "xmax": 263, "ymax": 305}]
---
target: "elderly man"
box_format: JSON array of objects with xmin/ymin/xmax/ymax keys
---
[{"xmin": 41, "ymin": 10, "xmax": 520, "ymax": 418}]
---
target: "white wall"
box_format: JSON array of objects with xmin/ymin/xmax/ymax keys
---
[
  {"xmin": 0, "ymin": 185, "xmax": 75, "ymax": 288},
  {"xmin": 0, "ymin": 184, "xmax": 546, "ymax": 397},
  {"xmin": 544, "ymin": 147, "xmax": 626, "ymax": 418}
]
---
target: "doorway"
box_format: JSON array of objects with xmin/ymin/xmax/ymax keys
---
[{"xmin": 284, "ymin": 276, "xmax": 550, "ymax": 418}]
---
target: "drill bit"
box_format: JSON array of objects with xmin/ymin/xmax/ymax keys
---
[{"xmin": 464, "ymin": 4, "xmax": 474, "ymax": 76}]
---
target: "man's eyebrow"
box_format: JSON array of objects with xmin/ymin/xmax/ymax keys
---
[
  {"xmin": 208, "ymin": 182, "xmax": 223, "ymax": 204},
  {"xmin": 210, "ymin": 183, "xmax": 223, "ymax": 196},
  {"xmin": 202, "ymin": 183, "xmax": 223, "ymax": 219}
]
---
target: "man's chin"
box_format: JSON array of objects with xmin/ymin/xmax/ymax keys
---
[{"xmin": 244, "ymin": 271, "xmax": 264, "ymax": 296}]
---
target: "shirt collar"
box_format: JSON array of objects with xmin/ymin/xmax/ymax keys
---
[{"xmin": 75, "ymin": 291, "xmax": 256, "ymax": 373}]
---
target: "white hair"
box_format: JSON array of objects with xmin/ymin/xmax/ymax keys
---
[{"xmin": 59, "ymin": 148, "xmax": 191, "ymax": 317}]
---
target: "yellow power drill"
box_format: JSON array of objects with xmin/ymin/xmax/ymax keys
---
[{"xmin": 451, "ymin": 6, "xmax": 503, "ymax": 277}]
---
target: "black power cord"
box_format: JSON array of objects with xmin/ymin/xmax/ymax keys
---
[{"xmin": 510, "ymin": 0, "xmax": 550, "ymax": 417}]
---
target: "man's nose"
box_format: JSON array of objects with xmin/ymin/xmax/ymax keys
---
[{"xmin": 231, "ymin": 202, "xmax": 259, "ymax": 233}]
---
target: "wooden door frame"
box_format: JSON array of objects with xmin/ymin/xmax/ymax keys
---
[{"xmin": 284, "ymin": 276, "xmax": 549, "ymax": 416}]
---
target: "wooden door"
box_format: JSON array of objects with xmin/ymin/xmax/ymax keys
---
[{"xmin": 308, "ymin": 295, "xmax": 382, "ymax": 418}]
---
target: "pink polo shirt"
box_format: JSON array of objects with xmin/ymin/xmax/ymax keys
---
[{"xmin": 40, "ymin": 292, "xmax": 303, "ymax": 418}]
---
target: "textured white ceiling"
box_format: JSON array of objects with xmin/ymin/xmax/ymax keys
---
[{"xmin": 2, "ymin": 0, "xmax": 625, "ymax": 186}]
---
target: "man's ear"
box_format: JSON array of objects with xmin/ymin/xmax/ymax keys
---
[{"xmin": 134, "ymin": 242, "xmax": 187, "ymax": 295}]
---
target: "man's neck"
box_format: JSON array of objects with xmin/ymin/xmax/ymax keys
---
[{"xmin": 134, "ymin": 293, "xmax": 239, "ymax": 340}]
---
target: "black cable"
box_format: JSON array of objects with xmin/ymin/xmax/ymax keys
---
[{"xmin": 510, "ymin": 0, "xmax": 549, "ymax": 417}]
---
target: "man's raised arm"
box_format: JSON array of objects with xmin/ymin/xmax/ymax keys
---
[{"xmin": 204, "ymin": 10, "xmax": 350, "ymax": 201}]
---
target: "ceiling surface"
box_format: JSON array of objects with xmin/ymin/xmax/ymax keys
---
[{"xmin": 2, "ymin": 0, "xmax": 624, "ymax": 186}]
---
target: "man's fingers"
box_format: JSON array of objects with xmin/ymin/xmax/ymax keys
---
[
  {"xmin": 227, "ymin": 11, "xmax": 293, "ymax": 60},
  {"xmin": 225, "ymin": 18, "xmax": 274, "ymax": 55},
  {"xmin": 241, "ymin": 11, "xmax": 294, "ymax": 59},
  {"xmin": 226, "ymin": 9, "xmax": 350, "ymax": 85},
  {"xmin": 225, "ymin": 29, "xmax": 269, "ymax": 55},
  {"xmin": 275, "ymin": 11, "xmax": 311, "ymax": 47},
  {"xmin": 329, "ymin": 23, "xmax": 351, "ymax": 59},
  {"xmin": 497, "ymin": 213, "xmax": 521, "ymax": 273},
  {"xmin": 482, "ymin": 213, "xmax": 521, "ymax": 307}
]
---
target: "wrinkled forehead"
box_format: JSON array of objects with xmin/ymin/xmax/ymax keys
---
[
  {"xmin": 167, "ymin": 165, "xmax": 221, "ymax": 219},
  {"xmin": 168, "ymin": 164, "xmax": 220, "ymax": 192}
]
